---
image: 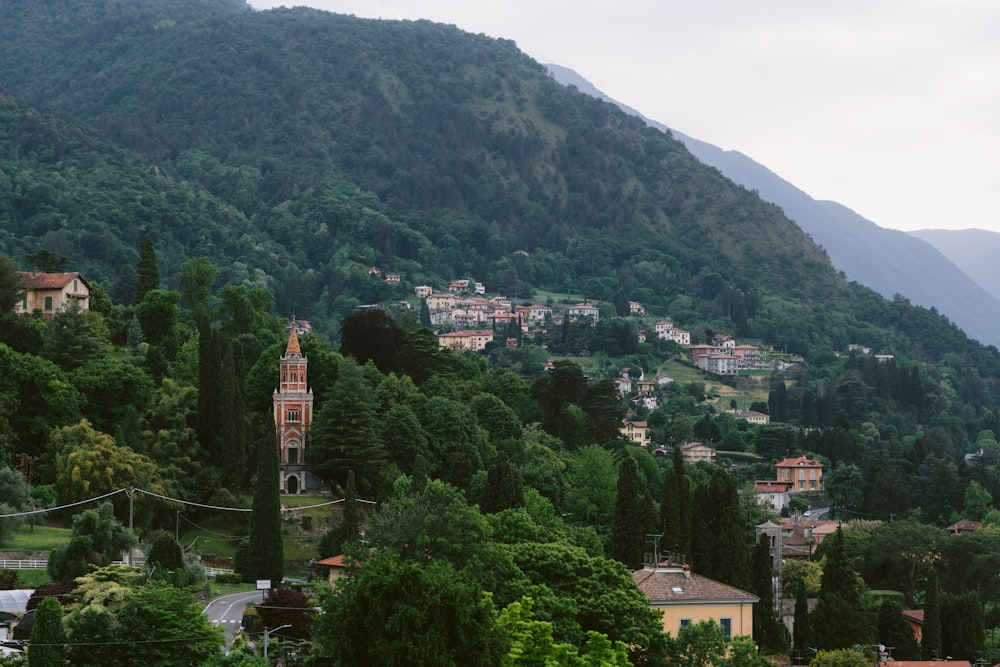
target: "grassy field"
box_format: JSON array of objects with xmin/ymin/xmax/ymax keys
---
[
  {"xmin": 4, "ymin": 524, "xmax": 72, "ymax": 550},
  {"xmin": 11, "ymin": 570, "xmax": 52, "ymax": 588}
]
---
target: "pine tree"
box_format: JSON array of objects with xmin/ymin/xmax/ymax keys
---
[
  {"xmin": 134, "ymin": 233, "xmax": 160, "ymax": 304},
  {"xmin": 197, "ymin": 327, "xmax": 223, "ymax": 457},
  {"xmin": 921, "ymin": 567, "xmax": 942, "ymax": 660},
  {"xmin": 611, "ymin": 456, "xmax": 649, "ymax": 570},
  {"xmin": 249, "ymin": 409, "xmax": 283, "ymax": 585},
  {"xmin": 29, "ymin": 596, "xmax": 66, "ymax": 667}
]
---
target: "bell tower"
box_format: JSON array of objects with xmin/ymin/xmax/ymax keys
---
[{"xmin": 273, "ymin": 325, "xmax": 313, "ymax": 494}]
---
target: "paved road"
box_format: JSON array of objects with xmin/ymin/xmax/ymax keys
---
[{"xmin": 203, "ymin": 590, "xmax": 263, "ymax": 650}]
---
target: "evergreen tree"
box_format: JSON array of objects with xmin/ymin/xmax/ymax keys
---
[
  {"xmin": 419, "ymin": 297, "xmax": 431, "ymax": 327},
  {"xmin": 661, "ymin": 446, "xmax": 691, "ymax": 560},
  {"xmin": 42, "ymin": 302, "xmax": 108, "ymax": 371},
  {"xmin": 310, "ymin": 359, "xmax": 387, "ymax": 493},
  {"xmin": 793, "ymin": 578, "xmax": 811, "ymax": 658},
  {"xmin": 249, "ymin": 410, "xmax": 283, "ymax": 585},
  {"xmin": 611, "ymin": 456, "xmax": 649, "ymax": 570},
  {"xmin": 412, "ymin": 454, "xmax": 428, "ymax": 495},
  {"xmin": 219, "ymin": 343, "xmax": 247, "ymax": 490},
  {"xmin": 877, "ymin": 598, "xmax": 920, "ymax": 660},
  {"xmin": 134, "ymin": 233, "xmax": 160, "ymax": 304},
  {"xmin": 691, "ymin": 467, "xmax": 749, "ymax": 588},
  {"xmin": 751, "ymin": 533, "xmax": 782, "ymax": 651},
  {"xmin": 29, "ymin": 596, "xmax": 66, "ymax": 667},
  {"xmin": 940, "ymin": 590, "xmax": 983, "ymax": 660},
  {"xmin": 319, "ymin": 470, "xmax": 362, "ymax": 558},
  {"xmin": 197, "ymin": 327, "xmax": 223, "ymax": 457},
  {"xmin": 921, "ymin": 567, "xmax": 942, "ymax": 660},
  {"xmin": 480, "ymin": 450, "xmax": 525, "ymax": 514},
  {"xmin": 810, "ymin": 527, "xmax": 870, "ymax": 650}
]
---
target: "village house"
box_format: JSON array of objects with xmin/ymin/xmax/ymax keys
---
[
  {"xmin": 633, "ymin": 561, "xmax": 757, "ymax": 639},
  {"xmin": 615, "ymin": 377, "xmax": 633, "ymax": 395},
  {"xmin": 754, "ymin": 480, "xmax": 793, "ymax": 512},
  {"xmin": 448, "ymin": 279, "xmax": 470, "ymax": 293},
  {"xmin": 621, "ymin": 420, "xmax": 650, "ymax": 446},
  {"xmin": 774, "ymin": 456, "xmax": 824, "ymax": 492},
  {"xmin": 15, "ymin": 271, "xmax": 91, "ymax": 318},
  {"xmin": 488, "ymin": 295, "xmax": 511, "ymax": 308},
  {"xmin": 425, "ymin": 292, "xmax": 456, "ymax": 311},
  {"xmin": 414, "ymin": 285, "xmax": 433, "ymax": 298},
  {"xmin": 437, "ymin": 329, "xmax": 493, "ymax": 352},
  {"xmin": 680, "ymin": 441, "xmax": 716, "ymax": 464},
  {"xmin": 628, "ymin": 301, "xmax": 646, "ymax": 315},
  {"xmin": 654, "ymin": 320, "xmax": 691, "ymax": 345},
  {"xmin": 384, "ymin": 273, "xmax": 400, "ymax": 283},
  {"xmin": 566, "ymin": 303, "xmax": 599, "ymax": 321},
  {"xmin": 726, "ymin": 409, "xmax": 770, "ymax": 425},
  {"xmin": 698, "ymin": 353, "xmax": 740, "ymax": 376}
]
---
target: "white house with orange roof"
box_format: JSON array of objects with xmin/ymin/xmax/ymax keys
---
[{"xmin": 567, "ymin": 303, "xmax": 599, "ymax": 321}]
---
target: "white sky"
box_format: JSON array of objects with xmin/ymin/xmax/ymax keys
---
[{"xmin": 249, "ymin": 1, "xmax": 1000, "ymax": 233}]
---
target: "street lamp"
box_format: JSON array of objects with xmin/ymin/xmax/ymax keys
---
[{"xmin": 263, "ymin": 624, "xmax": 292, "ymax": 660}]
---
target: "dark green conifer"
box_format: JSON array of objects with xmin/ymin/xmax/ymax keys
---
[
  {"xmin": 134, "ymin": 233, "xmax": 159, "ymax": 304},
  {"xmin": 611, "ymin": 456, "xmax": 649, "ymax": 570},
  {"xmin": 219, "ymin": 343, "xmax": 246, "ymax": 489},
  {"xmin": 921, "ymin": 567, "xmax": 942, "ymax": 659},
  {"xmin": 29, "ymin": 596, "xmax": 66, "ymax": 667},
  {"xmin": 480, "ymin": 450, "xmax": 525, "ymax": 514},
  {"xmin": 249, "ymin": 409, "xmax": 283, "ymax": 585}
]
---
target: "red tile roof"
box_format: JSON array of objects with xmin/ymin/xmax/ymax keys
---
[
  {"xmin": 632, "ymin": 565, "xmax": 758, "ymax": 603},
  {"xmin": 19, "ymin": 272, "xmax": 87, "ymax": 290},
  {"xmin": 774, "ymin": 456, "xmax": 824, "ymax": 469}
]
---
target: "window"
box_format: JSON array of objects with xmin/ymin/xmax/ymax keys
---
[
  {"xmin": 719, "ymin": 618, "xmax": 732, "ymax": 639},
  {"xmin": 288, "ymin": 410, "xmax": 300, "ymax": 422},
  {"xmin": 287, "ymin": 448, "xmax": 299, "ymax": 464},
  {"xmin": 679, "ymin": 619, "xmax": 692, "ymax": 629},
  {"xmin": 44, "ymin": 296, "xmax": 53, "ymax": 311}
]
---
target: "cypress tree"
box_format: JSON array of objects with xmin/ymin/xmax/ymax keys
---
[
  {"xmin": 134, "ymin": 233, "xmax": 160, "ymax": 304},
  {"xmin": 29, "ymin": 596, "xmax": 65, "ymax": 667},
  {"xmin": 249, "ymin": 409, "xmax": 283, "ymax": 585},
  {"xmin": 412, "ymin": 454, "xmax": 428, "ymax": 495},
  {"xmin": 197, "ymin": 327, "xmax": 223, "ymax": 457},
  {"xmin": 611, "ymin": 456, "xmax": 648, "ymax": 570},
  {"xmin": 793, "ymin": 578, "xmax": 811, "ymax": 658},
  {"xmin": 751, "ymin": 533, "xmax": 782, "ymax": 650},
  {"xmin": 661, "ymin": 446, "xmax": 691, "ymax": 561},
  {"xmin": 921, "ymin": 567, "xmax": 942, "ymax": 660},
  {"xmin": 481, "ymin": 450, "xmax": 525, "ymax": 514},
  {"xmin": 219, "ymin": 343, "xmax": 247, "ymax": 489},
  {"xmin": 419, "ymin": 297, "xmax": 431, "ymax": 327}
]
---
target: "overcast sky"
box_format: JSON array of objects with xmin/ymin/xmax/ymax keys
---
[{"xmin": 248, "ymin": 1, "xmax": 1000, "ymax": 233}]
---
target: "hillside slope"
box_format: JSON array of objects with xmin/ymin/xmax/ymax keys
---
[
  {"xmin": 546, "ymin": 64, "xmax": 1000, "ymax": 348},
  {"xmin": 0, "ymin": 0, "xmax": 996, "ymax": 393}
]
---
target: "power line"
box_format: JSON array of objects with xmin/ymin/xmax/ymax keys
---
[{"xmin": 0, "ymin": 488, "xmax": 127, "ymax": 518}]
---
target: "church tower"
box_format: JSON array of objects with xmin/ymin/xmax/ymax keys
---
[{"xmin": 273, "ymin": 326, "xmax": 314, "ymax": 494}]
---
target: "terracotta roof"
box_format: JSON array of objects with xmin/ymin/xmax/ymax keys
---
[
  {"xmin": 316, "ymin": 554, "xmax": 359, "ymax": 568},
  {"xmin": 947, "ymin": 519, "xmax": 981, "ymax": 533},
  {"xmin": 285, "ymin": 328, "xmax": 301, "ymax": 356},
  {"xmin": 755, "ymin": 480, "xmax": 793, "ymax": 492},
  {"xmin": 632, "ymin": 565, "xmax": 758, "ymax": 604},
  {"xmin": 902, "ymin": 609, "xmax": 924, "ymax": 625},
  {"xmin": 19, "ymin": 271, "xmax": 87, "ymax": 290},
  {"xmin": 774, "ymin": 456, "xmax": 824, "ymax": 469}
]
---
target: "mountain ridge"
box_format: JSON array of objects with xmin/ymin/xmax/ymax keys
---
[{"xmin": 546, "ymin": 64, "xmax": 1000, "ymax": 348}]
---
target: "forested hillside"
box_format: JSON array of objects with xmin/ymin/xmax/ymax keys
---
[{"xmin": 5, "ymin": 1, "xmax": 1000, "ymax": 663}]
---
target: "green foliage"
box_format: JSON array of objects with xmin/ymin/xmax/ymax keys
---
[
  {"xmin": 663, "ymin": 619, "xmax": 727, "ymax": 667},
  {"xmin": 249, "ymin": 413, "xmax": 283, "ymax": 584},
  {"xmin": 47, "ymin": 502, "xmax": 137, "ymax": 583},
  {"xmin": 808, "ymin": 649, "xmax": 871, "ymax": 667},
  {"xmin": 28, "ymin": 596, "xmax": 65, "ymax": 667},
  {"xmin": 134, "ymin": 234, "xmax": 159, "ymax": 305},
  {"xmin": 610, "ymin": 455, "xmax": 654, "ymax": 570},
  {"xmin": 315, "ymin": 549, "xmax": 503, "ymax": 666}
]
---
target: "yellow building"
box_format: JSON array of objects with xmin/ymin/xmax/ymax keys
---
[
  {"xmin": 774, "ymin": 456, "xmax": 824, "ymax": 491},
  {"xmin": 621, "ymin": 420, "xmax": 651, "ymax": 446},
  {"xmin": 16, "ymin": 271, "xmax": 90, "ymax": 318},
  {"xmin": 632, "ymin": 563, "xmax": 757, "ymax": 638}
]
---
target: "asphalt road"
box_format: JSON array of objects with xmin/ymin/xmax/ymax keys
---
[{"xmin": 203, "ymin": 589, "xmax": 264, "ymax": 649}]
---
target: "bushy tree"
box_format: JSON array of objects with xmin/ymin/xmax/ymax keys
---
[
  {"xmin": 28, "ymin": 596, "xmax": 65, "ymax": 667},
  {"xmin": 47, "ymin": 502, "xmax": 137, "ymax": 582}
]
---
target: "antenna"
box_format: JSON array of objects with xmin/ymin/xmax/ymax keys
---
[{"xmin": 645, "ymin": 533, "xmax": 662, "ymax": 565}]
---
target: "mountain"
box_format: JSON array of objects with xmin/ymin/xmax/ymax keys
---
[
  {"xmin": 910, "ymin": 228, "xmax": 1000, "ymax": 304},
  {"xmin": 547, "ymin": 64, "xmax": 1000, "ymax": 349},
  {"xmin": 1, "ymin": 0, "xmax": 999, "ymax": 400}
]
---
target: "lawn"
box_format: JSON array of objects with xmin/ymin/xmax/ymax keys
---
[
  {"xmin": 4, "ymin": 524, "xmax": 72, "ymax": 551},
  {"xmin": 11, "ymin": 570, "xmax": 52, "ymax": 588}
]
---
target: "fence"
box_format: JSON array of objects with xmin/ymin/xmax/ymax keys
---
[{"xmin": 0, "ymin": 559, "xmax": 47, "ymax": 570}]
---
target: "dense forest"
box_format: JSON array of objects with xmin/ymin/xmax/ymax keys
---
[{"xmin": 3, "ymin": 0, "xmax": 1000, "ymax": 664}]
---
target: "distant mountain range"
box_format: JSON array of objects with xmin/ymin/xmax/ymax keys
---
[
  {"xmin": 548, "ymin": 64, "xmax": 1000, "ymax": 349},
  {"xmin": 910, "ymin": 228, "xmax": 1000, "ymax": 305}
]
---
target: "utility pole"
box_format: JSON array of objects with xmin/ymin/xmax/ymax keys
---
[{"xmin": 127, "ymin": 487, "xmax": 135, "ymax": 565}]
